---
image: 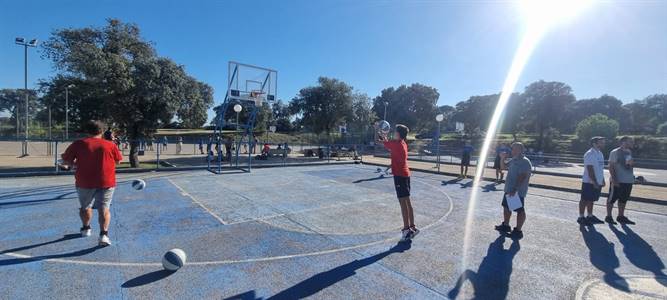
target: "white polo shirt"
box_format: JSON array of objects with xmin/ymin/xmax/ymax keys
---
[{"xmin": 583, "ymin": 147, "xmax": 605, "ymax": 185}]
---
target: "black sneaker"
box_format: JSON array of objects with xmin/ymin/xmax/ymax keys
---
[
  {"xmin": 495, "ymin": 223, "xmax": 511, "ymax": 233},
  {"xmin": 577, "ymin": 217, "xmax": 590, "ymax": 226},
  {"xmin": 511, "ymin": 228, "xmax": 523, "ymax": 239},
  {"xmin": 617, "ymin": 216, "xmax": 636, "ymax": 225},
  {"xmin": 605, "ymin": 216, "xmax": 617, "ymax": 225},
  {"xmin": 587, "ymin": 215, "xmax": 605, "ymax": 224}
]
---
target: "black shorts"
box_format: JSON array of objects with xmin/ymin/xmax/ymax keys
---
[
  {"xmin": 493, "ymin": 156, "xmax": 501, "ymax": 169},
  {"xmin": 394, "ymin": 176, "xmax": 411, "ymax": 198},
  {"xmin": 501, "ymin": 194, "xmax": 525, "ymax": 212},
  {"xmin": 461, "ymin": 155, "xmax": 471, "ymax": 166},
  {"xmin": 608, "ymin": 183, "xmax": 633, "ymax": 203},
  {"xmin": 581, "ymin": 183, "xmax": 602, "ymax": 202}
]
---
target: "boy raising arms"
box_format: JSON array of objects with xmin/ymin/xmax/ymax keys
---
[{"xmin": 379, "ymin": 124, "xmax": 419, "ymax": 242}]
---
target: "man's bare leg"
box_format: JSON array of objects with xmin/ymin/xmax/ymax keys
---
[
  {"xmin": 80, "ymin": 208, "xmax": 92, "ymax": 227},
  {"xmin": 516, "ymin": 210, "xmax": 526, "ymax": 230},
  {"xmin": 98, "ymin": 208, "xmax": 111, "ymax": 232},
  {"xmin": 503, "ymin": 206, "xmax": 512, "ymax": 225},
  {"xmin": 618, "ymin": 201, "xmax": 626, "ymax": 218},
  {"xmin": 398, "ymin": 199, "xmax": 409, "ymax": 229}
]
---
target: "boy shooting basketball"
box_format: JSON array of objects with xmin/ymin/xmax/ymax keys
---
[{"xmin": 379, "ymin": 124, "xmax": 418, "ymax": 242}]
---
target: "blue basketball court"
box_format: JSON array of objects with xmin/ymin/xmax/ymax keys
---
[{"xmin": 1, "ymin": 164, "xmax": 665, "ymax": 299}]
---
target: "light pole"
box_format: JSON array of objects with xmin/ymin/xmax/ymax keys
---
[
  {"xmin": 15, "ymin": 37, "xmax": 38, "ymax": 156},
  {"xmin": 435, "ymin": 113, "xmax": 444, "ymax": 172},
  {"xmin": 383, "ymin": 101, "xmax": 388, "ymax": 120},
  {"xmin": 65, "ymin": 84, "xmax": 75, "ymax": 140},
  {"xmin": 233, "ymin": 104, "xmax": 242, "ymax": 131}
]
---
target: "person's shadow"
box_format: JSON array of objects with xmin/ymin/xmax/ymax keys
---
[
  {"xmin": 122, "ymin": 270, "xmax": 176, "ymax": 288},
  {"xmin": 267, "ymin": 241, "xmax": 412, "ymax": 299},
  {"xmin": 447, "ymin": 235, "xmax": 520, "ymax": 299},
  {"xmin": 610, "ymin": 224, "xmax": 666, "ymax": 285},
  {"xmin": 580, "ymin": 225, "xmax": 629, "ymax": 292},
  {"xmin": 442, "ymin": 178, "xmax": 462, "ymax": 186},
  {"xmin": 352, "ymin": 175, "xmax": 390, "ymax": 184}
]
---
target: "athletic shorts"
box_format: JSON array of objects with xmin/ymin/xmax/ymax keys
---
[
  {"xmin": 77, "ymin": 187, "xmax": 115, "ymax": 209},
  {"xmin": 461, "ymin": 155, "xmax": 471, "ymax": 166},
  {"xmin": 581, "ymin": 183, "xmax": 602, "ymax": 202},
  {"xmin": 393, "ymin": 176, "xmax": 411, "ymax": 198},
  {"xmin": 493, "ymin": 156, "xmax": 501, "ymax": 169},
  {"xmin": 501, "ymin": 194, "xmax": 525, "ymax": 212},
  {"xmin": 608, "ymin": 183, "xmax": 633, "ymax": 204}
]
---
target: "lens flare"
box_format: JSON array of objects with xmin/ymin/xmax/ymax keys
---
[{"xmin": 459, "ymin": 0, "xmax": 596, "ymax": 279}]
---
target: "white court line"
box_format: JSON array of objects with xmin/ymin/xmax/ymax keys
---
[
  {"xmin": 167, "ymin": 178, "xmax": 228, "ymax": 225},
  {"xmin": 0, "ymin": 175, "xmax": 454, "ymax": 267}
]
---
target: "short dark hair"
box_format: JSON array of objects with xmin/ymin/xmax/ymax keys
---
[
  {"xmin": 619, "ymin": 136, "xmax": 633, "ymax": 143},
  {"xmin": 511, "ymin": 142, "xmax": 525, "ymax": 152},
  {"xmin": 82, "ymin": 120, "xmax": 105, "ymax": 136},
  {"xmin": 395, "ymin": 124, "xmax": 409, "ymax": 140}
]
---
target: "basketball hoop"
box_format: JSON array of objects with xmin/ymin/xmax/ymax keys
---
[{"xmin": 250, "ymin": 90, "xmax": 266, "ymax": 107}]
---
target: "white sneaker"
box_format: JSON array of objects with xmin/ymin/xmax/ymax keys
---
[
  {"xmin": 80, "ymin": 227, "xmax": 92, "ymax": 237},
  {"xmin": 98, "ymin": 234, "xmax": 112, "ymax": 246},
  {"xmin": 409, "ymin": 227, "xmax": 420, "ymax": 239},
  {"xmin": 400, "ymin": 229, "xmax": 411, "ymax": 242}
]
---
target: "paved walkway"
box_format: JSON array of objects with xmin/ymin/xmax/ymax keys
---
[{"xmin": 363, "ymin": 156, "xmax": 667, "ymax": 203}]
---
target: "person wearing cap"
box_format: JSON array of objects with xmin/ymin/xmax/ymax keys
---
[{"xmin": 578, "ymin": 136, "xmax": 606, "ymax": 225}]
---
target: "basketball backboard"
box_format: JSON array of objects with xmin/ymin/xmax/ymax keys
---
[{"xmin": 227, "ymin": 61, "xmax": 277, "ymax": 106}]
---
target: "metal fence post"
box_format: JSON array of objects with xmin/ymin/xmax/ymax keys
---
[
  {"xmin": 54, "ymin": 141, "xmax": 59, "ymax": 173},
  {"xmin": 156, "ymin": 143, "xmax": 160, "ymax": 170}
]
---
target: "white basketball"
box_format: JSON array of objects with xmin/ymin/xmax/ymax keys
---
[
  {"xmin": 162, "ymin": 248, "xmax": 187, "ymax": 271},
  {"xmin": 131, "ymin": 179, "xmax": 146, "ymax": 190},
  {"xmin": 378, "ymin": 120, "xmax": 391, "ymax": 134}
]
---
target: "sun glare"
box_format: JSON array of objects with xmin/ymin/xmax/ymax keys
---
[{"xmin": 519, "ymin": 0, "xmax": 595, "ymax": 30}]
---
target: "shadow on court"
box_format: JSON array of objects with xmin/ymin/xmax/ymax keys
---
[
  {"xmin": 0, "ymin": 234, "xmax": 81, "ymax": 255},
  {"xmin": 267, "ymin": 241, "xmax": 412, "ymax": 299},
  {"xmin": 0, "ymin": 192, "xmax": 76, "ymax": 209},
  {"xmin": 610, "ymin": 224, "xmax": 667, "ymax": 285},
  {"xmin": 222, "ymin": 290, "xmax": 261, "ymax": 300},
  {"xmin": 448, "ymin": 235, "xmax": 520, "ymax": 300},
  {"xmin": 122, "ymin": 270, "xmax": 176, "ymax": 288},
  {"xmin": 441, "ymin": 178, "xmax": 462, "ymax": 186},
  {"xmin": 352, "ymin": 175, "xmax": 391, "ymax": 184},
  {"xmin": 580, "ymin": 225, "xmax": 630, "ymax": 292},
  {"xmin": 0, "ymin": 245, "xmax": 104, "ymax": 266}
]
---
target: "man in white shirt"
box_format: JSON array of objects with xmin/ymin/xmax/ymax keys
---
[{"xmin": 578, "ymin": 137, "xmax": 606, "ymax": 225}]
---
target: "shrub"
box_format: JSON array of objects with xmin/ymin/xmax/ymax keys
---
[
  {"xmin": 657, "ymin": 122, "xmax": 667, "ymax": 136},
  {"xmin": 576, "ymin": 114, "xmax": 619, "ymax": 143}
]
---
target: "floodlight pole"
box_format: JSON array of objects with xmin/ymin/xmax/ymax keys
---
[
  {"xmin": 15, "ymin": 37, "xmax": 38, "ymax": 156},
  {"xmin": 383, "ymin": 102, "xmax": 388, "ymax": 120},
  {"xmin": 65, "ymin": 85, "xmax": 74, "ymax": 140},
  {"xmin": 435, "ymin": 114, "xmax": 444, "ymax": 173}
]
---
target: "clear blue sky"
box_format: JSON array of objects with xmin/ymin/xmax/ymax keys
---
[{"xmin": 1, "ymin": 0, "xmax": 666, "ymax": 118}]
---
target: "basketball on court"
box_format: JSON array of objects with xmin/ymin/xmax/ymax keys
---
[
  {"xmin": 131, "ymin": 179, "xmax": 146, "ymax": 190},
  {"xmin": 162, "ymin": 248, "xmax": 187, "ymax": 271}
]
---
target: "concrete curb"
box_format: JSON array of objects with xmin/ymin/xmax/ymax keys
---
[
  {"xmin": 360, "ymin": 160, "xmax": 666, "ymax": 206},
  {"xmin": 374, "ymin": 154, "xmax": 667, "ymax": 188}
]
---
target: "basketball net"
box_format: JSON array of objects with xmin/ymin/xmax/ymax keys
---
[{"xmin": 250, "ymin": 90, "xmax": 265, "ymax": 107}]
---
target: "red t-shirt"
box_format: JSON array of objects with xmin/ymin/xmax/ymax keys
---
[
  {"xmin": 383, "ymin": 139, "xmax": 410, "ymax": 177},
  {"xmin": 62, "ymin": 137, "xmax": 123, "ymax": 188}
]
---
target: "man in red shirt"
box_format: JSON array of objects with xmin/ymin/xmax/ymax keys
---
[
  {"xmin": 61, "ymin": 120, "xmax": 122, "ymax": 246},
  {"xmin": 380, "ymin": 124, "xmax": 419, "ymax": 242}
]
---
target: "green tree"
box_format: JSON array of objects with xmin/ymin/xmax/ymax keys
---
[
  {"xmin": 624, "ymin": 94, "xmax": 667, "ymax": 134},
  {"xmin": 575, "ymin": 113, "xmax": 619, "ymax": 143},
  {"xmin": 565, "ymin": 95, "xmax": 630, "ymax": 133},
  {"xmin": 41, "ymin": 19, "xmax": 213, "ymax": 166},
  {"xmin": 271, "ymin": 100, "xmax": 293, "ymax": 132},
  {"xmin": 452, "ymin": 94, "xmax": 498, "ymax": 136},
  {"xmin": 372, "ymin": 83, "xmax": 439, "ymax": 133},
  {"xmin": 349, "ymin": 92, "xmax": 377, "ymax": 138},
  {"xmin": 0, "ymin": 89, "xmax": 40, "ymax": 137},
  {"xmin": 289, "ymin": 77, "xmax": 354, "ymax": 136},
  {"xmin": 657, "ymin": 122, "xmax": 667, "ymax": 136},
  {"xmin": 522, "ymin": 80, "xmax": 576, "ymax": 150}
]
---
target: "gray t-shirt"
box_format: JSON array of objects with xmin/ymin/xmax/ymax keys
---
[
  {"xmin": 504, "ymin": 155, "xmax": 532, "ymax": 198},
  {"xmin": 608, "ymin": 147, "xmax": 634, "ymax": 183}
]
